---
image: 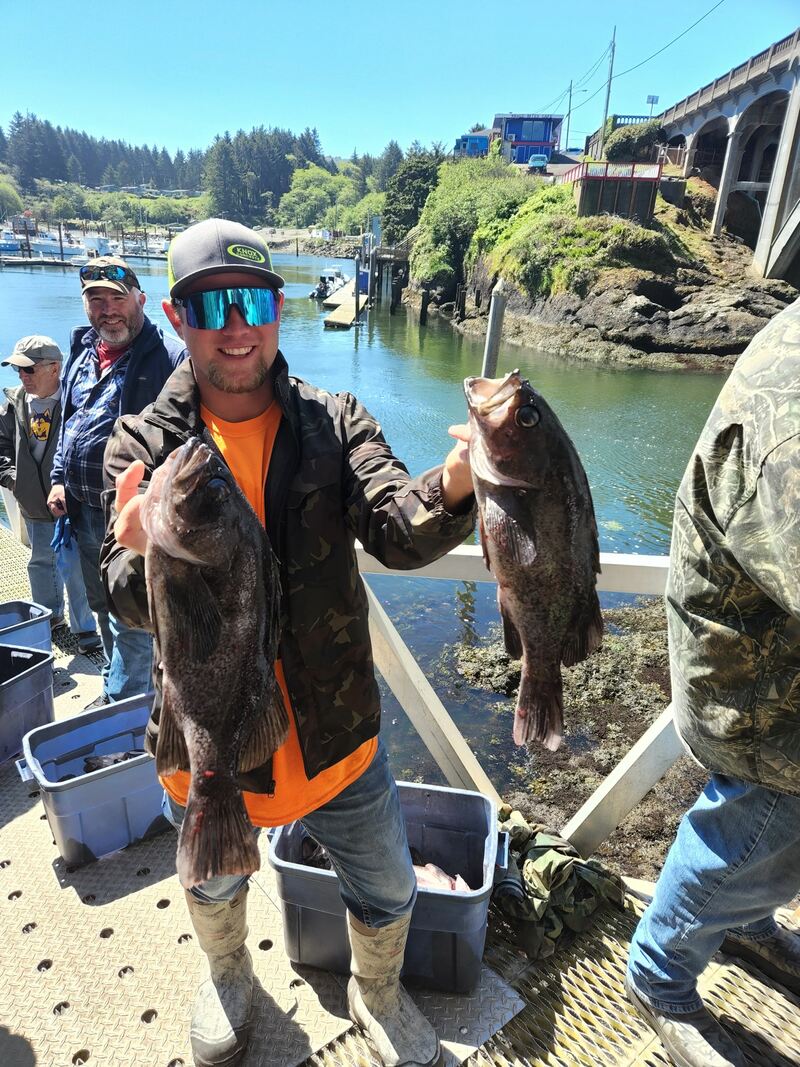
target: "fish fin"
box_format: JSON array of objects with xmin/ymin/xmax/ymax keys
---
[
  {"xmin": 155, "ymin": 690, "xmax": 189, "ymax": 776},
  {"xmin": 177, "ymin": 778, "xmax": 260, "ymax": 888},
  {"xmin": 513, "ymin": 666, "xmax": 563, "ymax": 752},
  {"xmin": 483, "ymin": 496, "xmax": 537, "ymax": 566},
  {"xmin": 498, "ymin": 594, "xmax": 523, "ymax": 659},
  {"xmin": 239, "ymin": 670, "xmax": 289, "ymax": 772},
  {"xmin": 561, "ymin": 596, "xmax": 604, "ymax": 667},
  {"xmin": 164, "ymin": 573, "xmax": 221, "ymax": 663}
]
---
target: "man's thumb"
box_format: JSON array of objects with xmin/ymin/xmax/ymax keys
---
[{"xmin": 115, "ymin": 460, "xmax": 146, "ymax": 512}]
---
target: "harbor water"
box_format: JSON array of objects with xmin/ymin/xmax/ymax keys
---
[{"xmin": 0, "ymin": 254, "xmax": 724, "ymax": 793}]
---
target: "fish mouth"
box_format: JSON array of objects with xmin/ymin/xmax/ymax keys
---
[{"xmin": 464, "ymin": 370, "xmax": 526, "ymax": 414}]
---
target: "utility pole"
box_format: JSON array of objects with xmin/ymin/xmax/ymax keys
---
[
  {"xmin": 565, "ymin": 80, "xmax": 573, "ymax": 156},
  {"xmin": 598, "ymin": 26, "xmax": 617, "ymax": 160}
]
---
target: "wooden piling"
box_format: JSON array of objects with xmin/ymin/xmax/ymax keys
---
[
  {"xmin": 58, "ymin": 222, "xmax": 64, "ymax": 262},
  {"xmin": 420, "ymin": 288, "xmax": 430, "ymax": 325},
  {"xmin": 481, "ymin": 278, "xmax": 507, "ymax": 377}
]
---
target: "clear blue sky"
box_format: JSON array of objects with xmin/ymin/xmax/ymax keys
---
[{"xmin": 3, "ymin": 0, "xmax": 797, "ymax": 158}]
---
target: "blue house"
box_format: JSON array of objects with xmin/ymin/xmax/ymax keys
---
[
  {"xmin": 492, "ymin": 114, "xmax": 563, "ymax": 164},
  {"xmin": 453, "ymin": 130, "xmax": 492, "ymax": 158}
]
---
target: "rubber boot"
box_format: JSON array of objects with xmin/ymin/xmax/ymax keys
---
[
  {"xmin": 347, "ymin": 912, "xmax": 441, "ymax": 1067},
  {"xmin": 184, "ymin": 886, "xmax": 253, "ymax": 1067}
]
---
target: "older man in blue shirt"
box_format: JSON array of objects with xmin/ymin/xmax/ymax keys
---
[{"xmin": 48, "ymin": 257, "xmax": 186, "ymax": 708}]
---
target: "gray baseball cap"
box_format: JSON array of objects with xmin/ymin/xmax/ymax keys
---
[
  {"xmin": 167, "ymin": 218, "xmax": 285, "ymax": 298},
  {"xmin": 2, "ymin": 335, "xmax": 63, "ymax": 368}
]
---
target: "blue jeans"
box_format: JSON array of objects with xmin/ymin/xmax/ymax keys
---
[
  {"xmin": 163, "ymin": 740, "xmax": 417, "ymax": 924},
  {"xmin": 24, "ymin": 516, "xmax": 97, "ymax": 634},
  {"xmin": 71, "ymin": 503, "xmax": 153, "ymax": 701},
  {"xmin": 627, "ymin": 773, "xmax": 800, "ymax": 1014}
]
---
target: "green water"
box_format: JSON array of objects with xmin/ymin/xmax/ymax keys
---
[{"xmin": 0, "ymin": 254, "xmax": 725, "ymax": 791}]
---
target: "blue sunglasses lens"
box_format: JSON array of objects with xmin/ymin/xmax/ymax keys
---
[{"xmin": 182, "ymin": 287, "xmax": 278, "ymax": 329}]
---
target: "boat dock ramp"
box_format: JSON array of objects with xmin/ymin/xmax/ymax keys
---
[{"xmin": 323, "ymin": 279, "xmax": 364, "ymax": 330}]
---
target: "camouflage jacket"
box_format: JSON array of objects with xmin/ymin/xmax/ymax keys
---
[
  {"xmin": 667, "ymin": 296, "xmax": 800, "ymax": 795},
  {"xmin": 100, "ymin": 353, "xmax": 475, "ymax": 788}
]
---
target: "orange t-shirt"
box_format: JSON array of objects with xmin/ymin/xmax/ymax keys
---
[{"xmin": 160, "ymin": 401, "xmax": 377, "ymax": 826}]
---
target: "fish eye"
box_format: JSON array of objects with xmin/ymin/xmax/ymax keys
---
[
  {"xmin": 515, "ymin": 405, "xmax": 540, "ymax": 428},
  {"xmin": 206, "ymin": 476, "xmax": 231, "ymax": 499}
]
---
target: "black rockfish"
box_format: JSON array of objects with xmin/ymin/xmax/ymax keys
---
[
  {"xmin": 464, "ymin": 371, "xmax": 602, "ymax": 751},
  {"xmin": 140, "ymin": 437, "xmax": 287, "ymax": 888}
]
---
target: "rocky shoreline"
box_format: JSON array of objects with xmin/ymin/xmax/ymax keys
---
[
  {"xmin": 451, "ymin": 597, "xmax": 707, "ymax": 882},
  {"xmin": 409, "ymin": 239, "xmax": 797, "ymax": 372}
]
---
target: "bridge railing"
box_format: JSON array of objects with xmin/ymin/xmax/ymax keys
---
[
  {"xmin": 555, "ymin": 161, "xmax": 663, "ymax": 184},
  {"xmin": 358, "ymin": 542, "xmax": 677, "ymax": 857},
  {"xmin": 660, "ymin": 27, "xmax": 800, "ymax": 127}
]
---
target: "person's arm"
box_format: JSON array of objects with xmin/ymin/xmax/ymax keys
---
[
  {"xmin": 339, "ymin": 392, "xmax": 475, "ymax": 570},
  {"xmin": 0, "ymin": 400, "xmax": 17, "ymax": 492},
  {"xmin": 724, "ymin": 435, "xmax": 800, "ymax": 620}
]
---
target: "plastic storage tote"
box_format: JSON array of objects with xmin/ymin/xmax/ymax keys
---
[
  {"xmin": 18, "ymin": 692, "xmax": 170, "ymax": 866},
  {"xmin": 0, "ymin": 645, "xmax": 54, "ymax": 763},
  {"xmin": 268, "ymin": 781, "xmax": 502, "ymax": 993},
  {"xmin": 0, "ymin": 600, "xmax": 52, "ymax": 652}
]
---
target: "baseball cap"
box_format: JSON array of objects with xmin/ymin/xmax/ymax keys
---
[
  {"xmin": 168, "ymin": 218, "xmax": 285, "ymax": 299},
  {"xmin": 79, "ymin": 255, "xmax": 141, "ymax": 295},
  {"xmin": 2, "ymin": 335, "xmax": 64, "ymax": 368}
]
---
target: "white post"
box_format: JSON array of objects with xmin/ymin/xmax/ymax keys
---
[
  {"xmin": 710, "ymin": 125, "xmax": 743, "ymax": 236},
  {"xmin": 481, "ymin": 278, "xmax": 507, "ymax": 378},
  {"xmin": 753, "ymin": 74, "xmax": 800, "ymax": 275}
]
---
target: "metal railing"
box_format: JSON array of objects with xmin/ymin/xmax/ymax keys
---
[
  {"xmin": 660, "ymin": 28, "xmax": 800, "ymax": 127},
  {"xmin": 555, "ymin": 161, "xmax": 663, "ymax": 184}
]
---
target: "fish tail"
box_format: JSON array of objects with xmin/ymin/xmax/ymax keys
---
[
  {"xmin": 176, "ymin": 777, "xmax": 260, "ymax": 889},
  {"xmin": 513, "ymin": 668, "xmax": 563, "ymax": 751}
]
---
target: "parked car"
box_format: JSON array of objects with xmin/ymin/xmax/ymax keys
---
[{"xmin": 527, "ymin": 154, "xmax": 549, "ymax": 174}]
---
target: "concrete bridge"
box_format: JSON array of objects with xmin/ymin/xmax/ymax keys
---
[{"xmin": 659, "ymin": 28, "xmax": 800, "ymax": 284}]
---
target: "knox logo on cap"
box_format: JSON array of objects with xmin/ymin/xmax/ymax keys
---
[{"xmin": 226, "ymin": 244, "xmax": 266, "ymax": 264}]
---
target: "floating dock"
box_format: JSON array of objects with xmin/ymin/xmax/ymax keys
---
[
  {"xmin": 323, "ymin": 280, "xmax": 363, "ymax": 329},
  {"xmin": 2, "ymin": 523, "xmax": 800, "ymax": 1066}
]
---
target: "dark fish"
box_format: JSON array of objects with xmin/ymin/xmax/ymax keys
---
[
  {"xmin": 83, "ymin": 751, "xmax": 140, "ymax": 773},
  {"xmin": 140, "ymin": 437, "xmax": 287, "ymax": 888},
  {"xmin": 464, "ymin": 370, "xmax": 602, "ymax": 751}
]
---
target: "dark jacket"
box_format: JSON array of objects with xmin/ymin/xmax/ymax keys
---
[
  {"xmin": 0, "ymin": 384, "xmax": 61, "ymax": 521},
  {"xmin": 667, "ymin": 296, "xmax": 800, "ymax": 796},
  {"xmin": 50, "ymin": 315, "xmax": 187, "ymax": 511},
  {"xmin": 101, "ymin": 354, "xmax": 475, "ymax": 788}
]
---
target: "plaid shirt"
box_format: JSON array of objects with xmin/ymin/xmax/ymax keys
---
[{"xmin": 60, "ymin": 340, "xmax": 130, "ymax": 509}]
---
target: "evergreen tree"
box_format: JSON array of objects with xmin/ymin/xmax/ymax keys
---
[
  {"xmin": 374, "ymin": 140, "xmax": 403, "ymax": 192},
  {"xmin": 204, "ymin": 133, "xmax": 241, "ymax": 219},
  {"xmin": 0, "ymin": 126, "xmax": 8, "ymax": 164},
  {"xmin": 382, "ymin": 153, "xmax": 440, "ymax": 244}
]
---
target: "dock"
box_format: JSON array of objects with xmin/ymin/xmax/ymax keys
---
[
  {"xmin": 323, "ymin": 280, "xmax": 363, "ymax": 329},
  {"xmin": 2, "ymin": 520, "xmax": 800, "ymax": 1066}
]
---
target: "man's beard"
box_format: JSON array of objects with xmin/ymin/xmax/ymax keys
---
[
  {"xmin": 94, "ymin": 312, "xmax": 142, "ymax": 347},
  {"xmin": 206, "ymin": 357, "xmax": 270, "ymax": 394}
]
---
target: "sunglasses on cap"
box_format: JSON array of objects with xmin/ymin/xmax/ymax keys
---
[
  {"xmin": 79, "ymin": 263, "xmax": 139, "ymax": 287},
  {"xmin": 176, "ymin": 286, "xmax": 280, "ymax": 330}
]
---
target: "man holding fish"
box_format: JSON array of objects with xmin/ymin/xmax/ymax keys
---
[{"xmin": 100, "ymin": 218, "xmax": 478, "ymax": 1067}]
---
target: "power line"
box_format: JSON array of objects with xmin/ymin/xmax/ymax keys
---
[
  {"xmin": 575, "ymin": 44, "xmax": 611, "ymax": 89},
  {"xmin": 569, "ymin": 0, "xmax": 727, "ymax": 117},
  {"xmin": 614, "ymin": 0, "xmax": 726, "ymax": 80}
]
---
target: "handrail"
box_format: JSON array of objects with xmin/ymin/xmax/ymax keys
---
[
  {"xmin": 555, "ymin": 161, "xmax": 663, "ymax": 184},
  {"xmin": 357, "ymin": 541, "xmax": 676, "ymax": 857}
]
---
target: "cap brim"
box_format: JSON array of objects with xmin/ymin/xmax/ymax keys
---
[
  {"xmin": 1, "ymin": 354, "xmax": 36, "ymax": 368},
  {"xmin": 81, "ymin": 279, "xmax": 132, "ymax": 295},
  {"xmin": 170, "ymin": 263, "xmax": 285, "ymax": 299}
]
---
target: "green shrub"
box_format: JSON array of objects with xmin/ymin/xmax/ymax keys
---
[{"xmin": 605, "ymin": 120, "xmax": 665, "ymax": 162}]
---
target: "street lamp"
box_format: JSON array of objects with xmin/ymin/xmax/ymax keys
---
[{"xmin": 564, "ymin": 83, "xmax": 590, "ymax": 154}]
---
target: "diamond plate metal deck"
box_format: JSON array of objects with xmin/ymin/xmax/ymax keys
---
[{"xmin": 3, "ymin": 526, "xmax": 800, "ymax": 1067}]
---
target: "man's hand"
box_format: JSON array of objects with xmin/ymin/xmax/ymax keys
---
[
  {"xmin": 441, "ymin": 424, "xmax": 474, "ymax": 512},
  {"xmin": 114, "ymin": 461, "xmax": 148, "ymax": 556},
  {"xmin": 47, "ymin": 484, "xmax": 67, "ymax": 516}
]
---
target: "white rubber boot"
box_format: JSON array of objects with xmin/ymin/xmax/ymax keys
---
[
  {"xmin": 347, "ymin": 912, "xmax": 441, "ymax": 1067},
  {"xmin": 184, "ymin": 887, "xmax": 253, "ymax": 1067}
]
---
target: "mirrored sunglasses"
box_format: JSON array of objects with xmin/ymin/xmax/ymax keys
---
[
  {"xmin": 79, "ymin": 263, "xmax": 138, "ymax": 286},
  {"xmin": 177, "ymin": 286, "xmax": 279, "ymax": 330}
]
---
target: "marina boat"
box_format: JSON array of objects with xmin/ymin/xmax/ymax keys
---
[
  {"xmin": 309, "ymin": 266, "xmax": 350, "ymax": 300},
  {"xmin": 0, "ymin": 228, "xmax": 21, "ymax": 253},
  {"xmin": 25, "ymin": 231, "xmax": 86, "ymax": 257}
]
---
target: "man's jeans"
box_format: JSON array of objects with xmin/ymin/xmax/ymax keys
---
[
  {"xmin": 163, "ymin": 740, "xmax": 417, "ymax": 926},
  {"xmin": 627, "ymin": 773, "xmax": 800, "ymax": 1014},
  {"xmin": 23, "ymin": 516, "xmax": 96, "ymax": 634},
  {"xmin": 71, "ymin": 503, "xmax": 153, "ymax": 701}
]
